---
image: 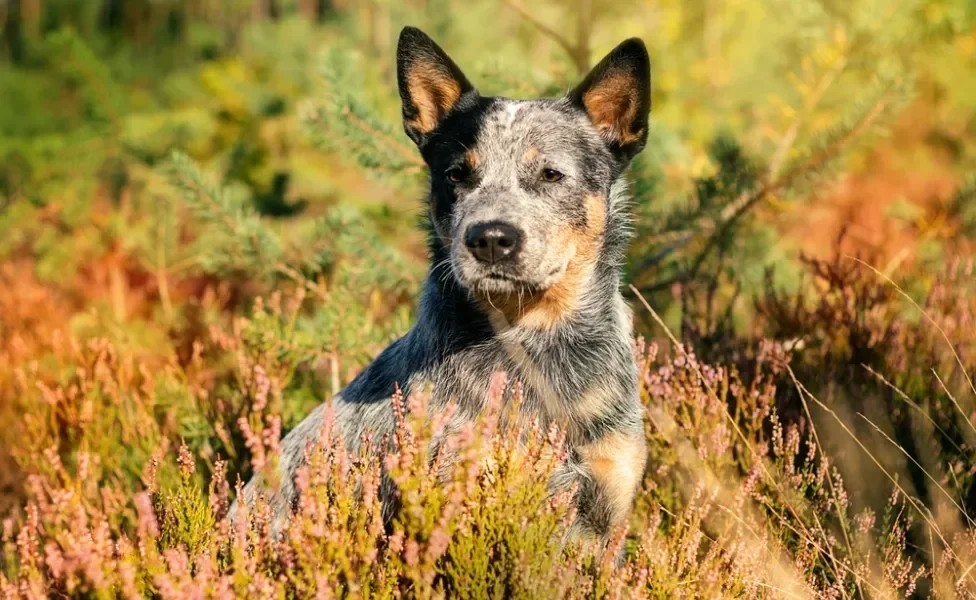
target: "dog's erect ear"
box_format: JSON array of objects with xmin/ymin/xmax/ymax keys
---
[
  {"xmin": 397, "ymin": 27, "xmax": 477, "ymax": 147},
  {"xmin": 568, "ymin": 38, "xmax": 651, "ymax": 162}
]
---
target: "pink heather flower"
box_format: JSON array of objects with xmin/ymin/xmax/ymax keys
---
[
  {"xmin": 143, "ymin": 452, "xmax": 161, "ymax": 494},
  {"xmin": 238, "ymin": 417, "xmax": 265, "ymax": 472},
  {"xmin": 118, "ymin": 560, "xmax": 141, "ymax": 600},
  {"xmin": 487, "ymin": 370, "xmax": 508, "ymax": 404},
  {"xmin": 133, "ymin": 492, "xmax": 159, "ymax": 539},
  {"xmin": 177, "ymin": 441, "xmax": 195, "ymax": 478},
  {"xmin": 43, "ymin": 541, "xmax": 64, "ymax": 579},
  {"xmin": 403, "ymin": 538, "xmax": 420, "ymax": 567},
  {"xmin": 252, "ymin": 364, "xmax": 271, "ymax": 413},
  {"xmin": 426, "ymin": 527, "xmax": 451, "ymax": 561},
  {"xmin": 262, "ymin": 414, "xmax": 282, "ymax": 457}
]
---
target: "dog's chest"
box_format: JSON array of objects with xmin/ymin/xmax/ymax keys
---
[{"xmin": 413, "ymin": 332, "xmax": 637, "ymax": 435}]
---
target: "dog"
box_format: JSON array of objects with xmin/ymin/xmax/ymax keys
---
[{"xmin": 233, "ymin": 26, "xmax": 651, "ymax": 542}]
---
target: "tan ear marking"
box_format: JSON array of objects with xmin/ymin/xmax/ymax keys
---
[
  {"xmin": 406, "ymin": 64, "xmax": 463, "ymax": 135},
  {"xmin": 582, "ymin": 72, "xmax": 642, "ymax": 146}
]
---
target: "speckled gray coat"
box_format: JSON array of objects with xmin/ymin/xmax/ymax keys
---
[{"xmin": 232, "ymin": 26, "xmax": 652, "ymax": 541}]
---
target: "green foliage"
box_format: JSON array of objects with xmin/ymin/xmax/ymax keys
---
[
  {"xmin": 157, "ymin": 444, "xmax": 216, "ymax": 559},
  {"xmin": 166, "ymin": 150, "xmax": 286, "ymax": 277},
  {"xmin": 302, "ymin": 47, "xmax": 425, "ymax": 188}
]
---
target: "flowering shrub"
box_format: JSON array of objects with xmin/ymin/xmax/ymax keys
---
[
  {"xmin": 2, "ymin": 266, "xmax": 974, "ymax": 598},
  {"xmin": 1, "ymin": 4, "xmax": 974, "ymax": 595}
]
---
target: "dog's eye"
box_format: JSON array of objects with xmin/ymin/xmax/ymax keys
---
[
  {"xmin": 446, "ymin": 167, "xmax": 467, "ymax": 184},
  {"xmin": 541, "ymin": 168, "xmax": 564, "ymax": 183}
]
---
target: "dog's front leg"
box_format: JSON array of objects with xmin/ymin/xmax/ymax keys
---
[{"xmin": 568, "ymin": 430, "xmax": 647, "ymax": 543}]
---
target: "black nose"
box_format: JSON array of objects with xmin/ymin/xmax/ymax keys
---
[{"xmin": 464, "ymin": 221, "xmax": 523, "ymax": 265}]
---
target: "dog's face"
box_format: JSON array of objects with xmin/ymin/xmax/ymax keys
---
[{"xmin": 397, "ymin": 28, "xmax": 651, "ymax": 325}]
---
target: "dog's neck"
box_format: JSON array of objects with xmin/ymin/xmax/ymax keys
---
[
  {"xmin": 419, "ymin": 256, "xmax": 624, "ymax": 346},
  {"xmin": 403, "ymin": 250, "xmax": 637, "ymax": 439}
]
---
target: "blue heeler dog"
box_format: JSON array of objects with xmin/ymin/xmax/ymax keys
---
[{"xmin": 234, "ymin": 26, "xmax": 651, "ymax": 542}]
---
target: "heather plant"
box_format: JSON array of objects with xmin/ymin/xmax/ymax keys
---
[
  {"xmin": 4, "ymin": 319, "xmax": 974, "ymax": 597},
  {"xmin": 0, "ymin": 362, "xmax": 582, "ymax": 598},
  {"xmin": 756, "ymin": 250, "xmax": 976, "ymax": 517}
]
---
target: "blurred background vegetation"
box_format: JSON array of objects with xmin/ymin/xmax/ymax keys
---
[
  {"xmin": 2, "ymin": 0, "xmax": 973, "ymax": 309},
  {"xmin": 1, "ymin": 0, "xmax": 976, "ymax": 594}
]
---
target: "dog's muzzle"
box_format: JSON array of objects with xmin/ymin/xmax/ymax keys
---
[{"xmin": 463, "ymin": 221, "xmax": 523, "ymax": 265}]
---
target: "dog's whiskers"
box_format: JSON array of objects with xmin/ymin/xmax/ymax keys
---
[{"xmin": 482, "ymin": 280, "xmax": 500, "ymax": 313}]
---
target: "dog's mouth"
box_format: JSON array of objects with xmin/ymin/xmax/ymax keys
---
[
  {"xmin": 468, "ymin": 265, "xmax": 567, "ymax": 295},
  {"xmin": 477, "ymin": 275, "xmax": 538, "ymax": 294}
]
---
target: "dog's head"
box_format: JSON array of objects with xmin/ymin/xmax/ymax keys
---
[{"xmin": 397, "ymin": 27, "xmax": 650, "ymax": 327}]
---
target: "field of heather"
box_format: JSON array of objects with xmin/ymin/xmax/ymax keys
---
[{"xmin": 1, "ymin": 1, "xmax": 976, "ymax": 598}]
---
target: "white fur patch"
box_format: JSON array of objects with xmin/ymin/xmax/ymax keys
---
[{"xmin": 502, "ymin": 101, "xmax": 521, "ymax": 128}]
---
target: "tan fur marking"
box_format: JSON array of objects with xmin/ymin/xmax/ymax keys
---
[
  {"xmin": 582, "ymin": 72, "xmax": 643, "ymax": 146},
  {"xmin": 477, "ymin": 231, "xmax": 580, "ymax": 330},
  {"xmin": 478, "ymin": 270, "xmax": 578, "ymax": 331},
  {"xmin": 465, "ymin": 149, "xmax": 480, "ymax": 169},
  {"xmin": 406, "ymin": 64, "xmax": 463, "ymax": 135},
  {"xmin": 583, "ymin": 192, "xmax": 607, "ymax": 239},
  {"xmin": 522, "ymin": 147, "xmax": 539, "ymax": 162},
  {"xmin": 477, "ymin": 194, "xmax": 607, "ymax": 330},
  {"xmin": 573, "ymin": 384, "xmax": 616, "ymax": 423},
  {"xmin": 578, "ymin": 431, "xmax": 645, "ymax": 523}
]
